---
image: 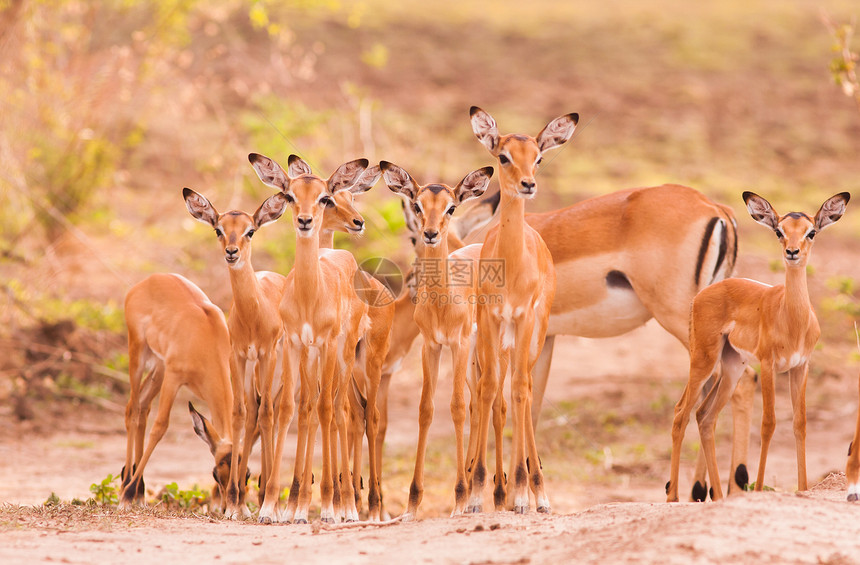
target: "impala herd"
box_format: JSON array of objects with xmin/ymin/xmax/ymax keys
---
[{"xmin": 117, "ymin": 107, "xmax": 855, "ymax": 523}]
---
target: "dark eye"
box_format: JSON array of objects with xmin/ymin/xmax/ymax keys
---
[
  {"xmin": 775, "ymin": 229, "xmax": 784, "ymax": 239},
  {"xmin": 446, "ymin": 205, "xmax": 456, "ymax": 215},
  {"xmin": 284, "ymin": 193, "xmax": 295, "ymax": 204},
  {"xmin": 214, "ymin": 228, "xmax": 223, "ymax": 238},
  {"xmin": 412, "ymin": 203, "xmax": 421, "ymax": 215},
  {"xmin": 320, "ymin": 196, "xmax": 334, "ymax": 208},
  {"xmin": 499, "ymin": 154, "xmax": 510, "ymax": 165},
  {"xmin": 536, "ymin": 157, "xmax": 543, "ymax": 166},
  {"xmin": 806, "ymin": 230, "xmax": 816, "ymax": 240},
  {"xmin": 409, "ymin": 236, "xmax": 417, "ymax": 246},
  {"xmin": 246, "ymin": 229, "xmax": 255, "ymax": 239}
]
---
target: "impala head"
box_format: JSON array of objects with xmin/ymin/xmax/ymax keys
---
[
  {"xmin": 469, "ymin": 106, "xmax": 578, "ymax": 199},
  {"xmin": 248, "ymin": 153, "xmax": 379, "ymax": 238},
  {"xmin": 320, "ymin": 165, "xmax": 382, "ymax": 236},
  {"xmin": 380, "ymin": 161, "xmax": 493, "ymax": 248},
  {"xmin": 188, "ymin": 403, "xmax": 249, "ymax": 512},
  {"xmin": 183, "ymin": 187, "xmax": 287, "ymax": 270},
  {"xmin": 744, "ymin": 191, "xmax": 850, "ymax": 268}
]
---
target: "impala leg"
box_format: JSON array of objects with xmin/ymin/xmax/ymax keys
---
[
  {"xmin": 451, "ymin": 338, "xmax": 470, "ymax": 516},
  {"xmin": 284, "ymin": 348, "xmax": 306, "ymax": 523},
  {"xmin": 223, "ymin": 354, "xmax": 249, "ymax": 519},
  {"xmin": 846, "ymin": 372, "xmax": 860, "ymax": 501},
  {"xmin": 668, "ymin": 338, "xmax": 721, "ymax": 502},
  {"xmin": 130, "ymin": 368, "xmax": 163, "ymax": 501},
  {"xmin": 261, "ymin": 352, "xmax": 295, "ymax": 523},
  {"xmin": 318, "ymin": 343, "xmax": 339, "ymax": 524},
  {"xmin": 364, "ymin": 352, "xmax": 385, "ymax": 522},
  {"xmin": 727, "ymin": 367, "xmax": 756, "ymax": 495},
  {"xmin": 255, "ymin": 354, "xmax": 279, "ymax": 524},
  {"xmin": 468, "ymin": 310, "xmax": 500, "ymax": 514},
  {"xmin": 754, "ymin": 362, "xmax": 776, "ymax": 491},
  {"xmin": 335, "ymin": 360, "xmax": 359, "ymax": 522},
  {"xmin": 121, "ymin": 373, "xmax": 182, "ymax": 505},
  {"xmin": 530, "ymin": 335, "xmax": 555, "ymax": 431},
  {"xmin": 294, "ymin": 352, "xmax": 319, "ymax": 524},
  {"xmin": 348, "ymin": 379, "xmax": 365, "ymax": 516},
  {"xmin": 494, "ymin": 351, "xmax": 509, "ymax": 510},
  {"xmin": 121, "ymin": 338, "xmax": 146, "ymax": 506},
  {"xmin": 375, "ymin": 371, "xmax": 392, "ymax": 520},
  {"xmin": 405, "ymin": 341, "xmax": 442, "ymax": 521},
  {"xmin": 509, "ymin": 317, "xmax": 535, "ymax": 514},
  {"xmin": 695, "ymin": 367, "xmax": 735, "ymax": 501},
  {"xmin": 788, "ymin": 363, "xmax": 809, "ymax": 492}
]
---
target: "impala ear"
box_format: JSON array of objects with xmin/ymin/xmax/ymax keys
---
[
  {"xmin": 380, "ymin": 161, "xmax": 418, "ymax": 201},
  {"xmin": 743, "ymin": 191, "xmax": 780, "ymax": 231},
  {"xmin": 287, "ymin": 154, "xmax": 313, "ymax": 178},
  {"xmin": 470, "ymin": 106, "xmax": 500, "ymax": 155},
  {"xmin": 814, "ymin": 192, "xmax": 850, "ymax": 231},
  {"xmin": 183, "ymin": 188, "xmax": 219, "ymax": 227},
  {"xmin": 189, "ymin": 402, "xmax": 223, "ymax": 457},
  {"xmin": 351, "ymin": 165, "xmax": 382, "ymax": 194},
  {"xmin": 328, "ymin": 158, "xmax": 369, "ymax": 194},
  {"xmin": 249, "ymin": 153, "xmax": 290, "ymax": 190},
  {"xmin": 536, "ymin": 113, "xmax": 579, "ymax": 153},
  {"xmin": 454, "ymin": 166, "xmax": 494, "ymax": 204},
  {"xmin": 253, "ymin": 193, "xmax": 289, "ymax": 228}
]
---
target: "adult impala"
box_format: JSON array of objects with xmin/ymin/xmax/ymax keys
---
[
  {"xmin": 120, "ymin": 273, "xmax": 234, "ymax": 509},
  {"xmin": 249, "ymin": 152, "xmax": 379, "ymax": 523},
  {"xmin": 381, "ymin": 161, "xmax": 494, "ymax": 518},
  {"xmin": 667, "ymin": 191, "xmax": 850, "ymax": 502}
]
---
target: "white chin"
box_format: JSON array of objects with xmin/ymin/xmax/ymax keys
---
[{"xmin": 518, "ymin": 191, "xmax": 536, "ymax": 200}]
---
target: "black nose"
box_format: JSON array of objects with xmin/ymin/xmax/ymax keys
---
[
  {"xmin": 424, "ymin": 229, "xmax": 438, "ymax": 242},
  {"xmin": 786, "ymin": 248, "xmax": 800, "ymax": 259},
  {"xmin": 353, "ymin": 219, "xmax": 364, "ymax": 229},
  {"xmin": 521, "ymin": 180, "xmax": 535, "ymax": 191},
  {"xmin": 298, "ymin": 217, "xmax": 313, "ymax": 229}
]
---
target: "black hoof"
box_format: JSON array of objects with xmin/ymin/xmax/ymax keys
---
[
  {"xmin": 691, "ymin": 480, "xmax": 708, "ymax": 502},
  {"xmin": 537, "ymin": 505, "xmax": 551, "ymax": 514},
  {"xmin": 295, "ymin": 518, "xmax": 308, "ymax": 524},
  {"xmin": 848, "ymin": 493, "xmax": 859, "ymax": 502},
  {"xmin": 513, "ymin": 505, "xmax": 528, "ymax": 515}
]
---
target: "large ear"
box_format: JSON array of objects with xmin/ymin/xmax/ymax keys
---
[
  {"xmin": 248, "ymin": 153, "xmax": 289, "ymax": 190},
  {"xmin": 470, "ymin": 106, "xmax": 500, "ymax": 155},
  {"xmin": 380, "ymin": 161, "xmax": 419, "ymax": 201},
  {"xmin": 351, "ymin": 164, "xmax": 382, "ymax": 194},
  {"xmin": 814, "ymin": 192, "xmax": 850, "ymax": 231},
  {"xmin": 287, "ymin": 154, "xmax": 312, "ymax": 178},
  {"xmin": 328, "ymin": 158, "xmax": 369, "ymax": 194},
  {"xmin": 454, "ymin": 166, "xmax": 494, "ymax": 204},
  {"xmin": 743, "ymin": 191, "xmax": 780, "ymax": 231},
  {"xmin": 451, "ymin": 190, "xmax": 500, "ymax": 241},
  {"xmin": 536, "ymin": 112, "xmax": 579, "ymax": 153},
  {"xmin": 189, "ymin": 402, "xmax": 222, "ymax": 457},
  {"xmin": 183, "ymin": 187, "xmax": 219, "ymax": 227},
  {"xmin": 253, "ymin": 192, "xmax": 289, "ymax": 228}
]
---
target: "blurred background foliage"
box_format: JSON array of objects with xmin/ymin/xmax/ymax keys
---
[{"xmin": 1, "ymin": 0, "xmax": 859, "ymax": 413}]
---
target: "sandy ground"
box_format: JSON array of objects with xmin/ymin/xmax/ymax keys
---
[{"xmin": 3, "ymin": 319, "xmax": 860, "ymax": 564}]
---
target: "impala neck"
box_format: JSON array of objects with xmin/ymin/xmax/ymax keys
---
[
  {"xmin": 420, "ymin": 236, "xmax": 449, "ymax": 291},
  {"xmin": 295, "ymin": 231, "xmax": 322, "ymax": 301},
  {"xmin": 783, "ymin": 264, "xmax": 812, "ymax": 326},
  {"xmin": 496, "ymin": 185, "xmax": 526, "ymax": 259},
  {"xmin": 228, "ymin": 255, "xmax": 263, "ymax": 315},
  {"xmin": 319, "ymin": 229, "xmax": 334, "ymax": 250}
]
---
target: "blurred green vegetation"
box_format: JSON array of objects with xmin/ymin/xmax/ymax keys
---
[{"xmin": 1, "ymin": 0, "xmax": 860, "ymax": 408}]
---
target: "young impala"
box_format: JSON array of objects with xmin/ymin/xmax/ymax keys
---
[
  {"xmin": 183, "ymin": 188, "xmax": 288, "ymax": 521},
  {"xmin": 381, "ymin": 161, "xmax": 494, "ymax": 519},
  {"xmin": 249, "ymin": 152, "xmax": 379, "ymax": 523},
  {"xmin": 467, "ymin": 107, "xmax": 573, "ymax": 514},
  {"xmin": 667, "ymin": 191, "xmax": 850, "ymax": 502},
  {"xmin": 120, "ymin": 273, "xmax": 234, "ymax": 509}
]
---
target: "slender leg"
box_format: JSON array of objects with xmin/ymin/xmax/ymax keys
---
[
  {"xmin": 529, "ymin": 335, "xmax": 554, "ymax": 431},
  {"xmin": 509, "ymin": 317, "xmax": 535, "ymax": 514},
  {"xmin": 846, "ymin": 372, "xmax": 860, "ymax": 501},
  {"xmin": 754, "ymin": 361, "xmax": 776, "ymax": 491},
  {"xmin": 262, "ymin": 349, "xmax": 296, "ymax": 522},
  {"xmin": 468, "ymin": 308, "xmax": 501, "ymax": 513},
  {"xmin": 727, "ymin": 367, "xmax": 756, "ymax": 495},
  {"xmin": 451, "ymin": 338, "xmax": 470, "ymax": 516},
  {"xmin": 404, "ymin": 341, "xmax": 442, "ymax": 521},
  {"xmin": 788, "ymin": 363, "xmax": 809, "ymax": 492},
  {"xmin": 317, "ymin": 343, "xmax": 339, "ymax": 523}
]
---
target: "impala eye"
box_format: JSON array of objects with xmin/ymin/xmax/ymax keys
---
[
  {"xmin": 320, "ymin": 196, "xmax": 334, "ymax": 208},
  {"xmin": 284, "ymin": 193, "xmax": 295, "ymax": 204},
  {"xmin": 806, "ymin": 230, "xmax": 816, "ymax": 240},
  {"xmin": 214, "ymin": 228, "xmax": 223, "ymax": 238},
  {"xmin": 536, "ymin": 157, "xmax": 543, "ymax": 166},
  {"xmin": 412, "ymin": 203, "xmax": 421, "ymax": 215},
  {"xmin": 446, "ymin": 205, "xmax": 456, "ymax": 215},
  {"xmin": 246, "ymin": 229, "xmax": 255, "ymax": 239},
  {"xmin": 499, "ymin": 154, "xmax": 510, "ymax": 165},
  {"xmin": 774, "ymin": 229, "xmax": 784, "ymax": 239}
]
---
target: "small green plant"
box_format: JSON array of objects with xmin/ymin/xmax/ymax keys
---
[
  {"xmin": 89, "ymin": 474, "xmax": 120, "ymax": 506},
  {"xmin": 743, "ymin": 481, "xmax": 776, "ymax": 492},
  {"xmin": 160, "ymin": 482, "xmax": 209, "ymax": 510},
  {"xmin": 44, "ymin": 492, "xmax": 61, "ymax": 507}
]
